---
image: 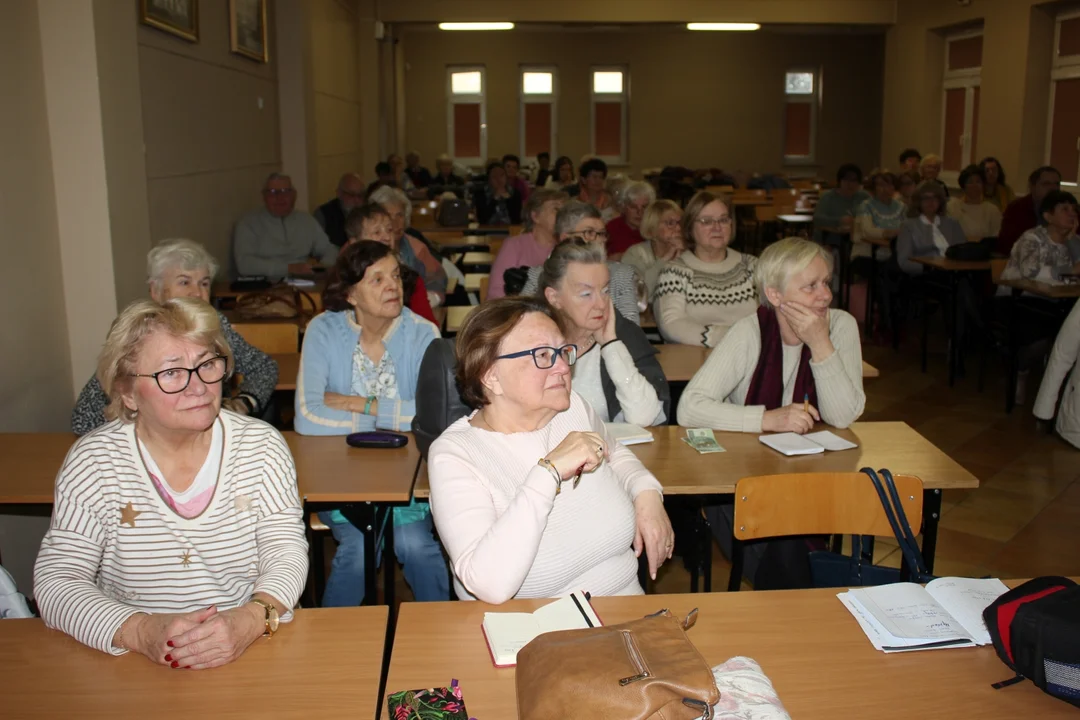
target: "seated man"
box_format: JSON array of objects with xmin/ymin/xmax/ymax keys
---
[
  {"xmin": 404, "ymin": 151, "xmax": 432, "ymax": 189},
  {"xmin": 998, "ymin": 166, "xmax": 1062, "ymax": 256},
  {"xmin": 365, "ymin": 161, "xmax": 396, "ymax": 197},
  {"xmin": 233, "ymin": 173, "xmax": 337, "ymax": 280},
  {"xmin": 314, "ymin": 172, "xmax": 366, "ymax": 247}
]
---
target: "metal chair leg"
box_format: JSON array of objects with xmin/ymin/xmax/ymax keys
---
[{"xmin": 727, "ymin": 537, "xmax": 744, "ymax": 592}]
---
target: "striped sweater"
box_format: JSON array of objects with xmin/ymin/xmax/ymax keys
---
[{"xmin": 33, "ymin": 410, "xmax": 308, "ymax": 655}]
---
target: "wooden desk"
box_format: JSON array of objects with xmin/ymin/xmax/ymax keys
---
[
  {"xmin": 446, "ymin": 305, "xmax": 479, "ymax": 333},
  {"xmin": 0, "ymin": 433, "xmax": 75, "ymax": 505},
  {"xmin": 654, "ymin": 344, "xmax": 878, "ymax": 383},
  {"xmin": 284, "ymin": 431, "xmax": 419, "ymax": 505},
  {"xmin": 996, "ymin": 277, "xmax": 1080, "ymax": 299},
  {"xmin": 272, "ymin": 352, "xmax": 299, "ymax": 390},
  {"xmin": 385, "ymin": 584, "xmax": 1068, "ymax": 720},
  {"xmin": 3, "ymin": 607, "xmax": 388, "ymax": 719},
  {"xmin": 222, "ymin": 311, "xmax": 304, "ymax": 355},
  {"xmin": 912, "ymin": 256, "xmax": 992, "ymax": 386},
  {"xmin": 640, "ymin": 307, "xmax": 657, "ymax": 330}
]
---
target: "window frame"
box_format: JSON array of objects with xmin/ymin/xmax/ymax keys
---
[
  {"xmin": 446, "ymin": 65, "xmax": 487, "ymax": 166},
  {"xmin": 589, "ymin": 65, "xmax": 629, "ymax": 164},
  {"xmin": 782, "ymin": 67, "xmax": 819, "ymax": 166},
  {"xmin": 939, "ymin": 30, "xmax": 983, "ymax": 182},
  {"xmin": 1046, "ymin": 9, "xmax": 1080, "ymax": 186},
  {"xmin": 519, "ymin": 66, "xmax": 558, "ymax": 164}
]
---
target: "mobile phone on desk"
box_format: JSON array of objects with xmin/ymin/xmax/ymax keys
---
[{"xmin": 346, "ymin": 431, "xmax": 409, "ymax": 449}]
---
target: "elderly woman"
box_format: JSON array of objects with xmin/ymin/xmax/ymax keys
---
[
  {"xmin": 539, "ymin": 240, "xmax": 670, "ymax": 425},
  {"xmin": 854, "ymin": 170, "xmax": 905, "ymax": 263},
  {"xmin": 546, "ymin": 155, "xmax": 576, "ymax": 190},
  {"xmin": 520, "ymin": 201, "xmax": 642, "ymax": 323},
  {"xmin": 474, "ymin": 161, "xmax": 523, "ymax": 225},
  {"xmin": 369, "ymin": 185, "xmax": 448, "ymax": 304},
  {"xmin": 295, "ymin": 241, "xmax": 447, "ymax": 606},
  {"xmin": 920, "ymin": 153, "xmax": 947, "ymax": 194},
  {"xmin": 576, "ymin": 158, "xmax": 615, "ymax": 220},
  {"xmin": 947, "ymin": 164, "xmax": 1003, "ymax": 242},
  {"xmin": 622, "ymin": 200, "xmax": 684, "ymax": 303},
  {"xmin": 1034, "ymin": 300, "xmax": 1080, "ymax": 449},
  {"xmin": 605, "ymin": 180, "xmax": 656, "ymax": 259},
  {"xmin": 1001, "ymin": 190, "xmax": 1080, "ymax": 284},
  {"xmin": 428, "ymin": 297, "xmax": 674, "ymax": 603},
  {"xmin": 980, "ymin": 156, "xmax": 1015, "ymax": 213},
  {"xmin": 344, "ymin": 203, "xmax": 435, "ymax": 324},
  {"xmin": 813, "ymin": 164, "xmax": 871, "ymax": 245},
  {"xmin": 896, "ymin": 170, "xmax": 920, "ymax": 204},
  {"xmin": 679, "ymin": 236, "xmax": 865, "ymax": 434},
  {"xmin": 896, "ymin": 180, "xmax": 967, "ymax": 275},
  {"xmin": 655, "ymin": 191, "xmax": 758, "ymax": 347},
  {"xmin": 488, "ymin": 189, "xmax": 567, "ymax": 299},
  {"xmin": 36, "ymin": 298, "xmax": 307, "ymax": 666},
  {"xmin": 72, "ymin": 239, "xmax": 277, "ymax": 436}
]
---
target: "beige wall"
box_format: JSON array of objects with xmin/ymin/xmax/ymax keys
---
[
  {"xmin": 0, "ymin": 1, "xmax": 74, "ymax": 432},
  {"xmin": 400, "ymin": 27, "xmax": 885, "ymax": 179},
  {"xmin": 138, "ymin": 1, "xmax": 281, "ymax": 272},
  {"xmin": 881, "ymin": 0, "xmax": 1058, "ymax": 185},
  {"xmin": 310, "ymin": 0, "xmax": 363, "ymax": 202}
]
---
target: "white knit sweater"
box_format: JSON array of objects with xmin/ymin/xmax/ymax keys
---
[
  {"xmin": 654, "ymin": 249, "xmax": 758, "ymax": 347},
  {"xmin": 33, "ymin": 411, "xmax": 308, "ymax": 655},
  {"xmin": 427, "ymin": 392, "xmax": 663, "ymax": 604}
]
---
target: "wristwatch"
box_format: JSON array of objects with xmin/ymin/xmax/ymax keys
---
[{"xmin": 250, "ymin": 598, "xmax": 279, "ymax": 638}]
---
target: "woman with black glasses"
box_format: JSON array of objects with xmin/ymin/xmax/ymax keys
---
[{"xmin": 426, "ymin": 297, "xmax": 674, "ymax": 604}]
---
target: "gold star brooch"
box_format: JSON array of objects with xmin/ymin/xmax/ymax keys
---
[
  {"xmin": 119, "ymin": 502, "xmax": 143, "ymax": 528},
  {"xmin": 180, "ymin": 550, "xmax": 193, "ymax": 567}
]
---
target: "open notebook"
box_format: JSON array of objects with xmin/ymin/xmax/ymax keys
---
[
  {"xmin": 481, "ymin": 591, "xmax": 602, "ymax": 667},
  {"xmin": 838, "ymin": 577, "xmax": 1010, "ymax": 653},
  {"xmin": 759, "ymin": 430, "xmax": 858, "ymax": 456}
]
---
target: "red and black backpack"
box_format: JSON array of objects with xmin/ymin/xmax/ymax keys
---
[{"xmin": 982, "ymin": 576, "xmax": 1080, "ymax": 707}]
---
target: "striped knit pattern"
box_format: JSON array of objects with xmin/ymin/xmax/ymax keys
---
[
  {"xmin": 654, "ymin": 249, "xmax": 758, "ymax": 347},
  {"xmin": 428, "ymin": 392, "xmax": 663, "ymax": 603},
  {"xmin": 33, "ymin": 410, "xmax": 308, "ymax": 655}
]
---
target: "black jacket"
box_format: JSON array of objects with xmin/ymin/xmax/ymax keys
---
[
  {"xmin": 315, "ymin": 198, "xmax": 348, "ymax": 247},
  {"xmin": 599, "ymin": 312, "xmax": 671, "ymax": 423}
]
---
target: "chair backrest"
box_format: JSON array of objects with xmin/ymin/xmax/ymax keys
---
[
  {"xmin": 445, "ymin": 305, "xmax": 478, "ymax": 333},
  {"xmin": 733, "ymin": 472, "xmax": 923, "ymax": 540},
  {"xmin": 229, "ymin": 321, "xmax": 300, "ymax": 354},
  {"xmin": 412, "ymin": 338, "xmax": 473, "ymax": 457},
  {"xmin": 479, "ymin": 275, "xmax": 490, "ymax": 303}
]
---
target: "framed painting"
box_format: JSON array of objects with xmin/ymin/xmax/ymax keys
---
[
  {"xmin": 230, "ymin": 0, "xmax": 268, "ymax": 63},
  {"xmin": 139, "ymin": 0, "xmax": 199, "ymax": 42}
]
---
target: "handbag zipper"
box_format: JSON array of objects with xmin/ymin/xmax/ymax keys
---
[{"xmin": 618, "ymin": 630, "xmax": 651, "ymax": 685}]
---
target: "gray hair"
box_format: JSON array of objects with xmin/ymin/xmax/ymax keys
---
[
  {"xmin": 263, "ymin": 172, "xmax": 292, "ymax": 189},
  {"xmin": 754, "ymin": 237, "xmax": 833, "ymax": 307},
  {"xmin": 554, "ymin": 199, "xmax": 602, "ymax": 237},
  {"xmin": 616, "ymin": 180, "xmax": 656, "ymax": 210},
  {"xmin": 337, "ymin": 172, "xmax": 363, "ymax": 190},
  {"xmin": 146, "ymin": 239, "xmax": 219, "ymax": 292},
  {"xmin": 522, "ymin": 188, "xmax": 568, "ymax": 231},
  {"xmin": 537, "ymin": 239, "xmax": 607, "ymax": 294},
  {"xmin": 368, "ymin": 184, "xmax": 412, "ymax": 222}
]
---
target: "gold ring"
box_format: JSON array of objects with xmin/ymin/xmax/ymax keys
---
[{"xmin": 595, "ymin": 444, "xmax": 604, "ymax": 457}]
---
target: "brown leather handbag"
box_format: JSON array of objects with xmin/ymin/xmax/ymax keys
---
[{"xmin": 515, "ymin": 608, "xmax": 719, "ymax": 720}]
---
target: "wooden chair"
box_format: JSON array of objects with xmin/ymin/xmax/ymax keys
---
[
  {"xmin": 488, "ymin": 235, "xmax": 505, "ymax": 258},
  {"xmin": 463, "ymin": 273, "xmax": 488, "ymax": 293},
  {"xmin": 445, "ymin": 305, "xmax": 478, "ymax": 334},
  {"xmin": 725, "ymin": 472, "xmax": 923, "ymax": 591},
  {"xmin": 306, "ymin": 512, "xmax": 331, "ymax": 607},
  {"xmin": 479, "ymin": 275, "xmax": 490, "ymax": 303},
  {"xmin": 425, "ymin": 230, "xmax": 469, "ymax": 249},
  {"xmin": 229, "ymin": 320, "xmax": 300, "ymax": 354},
  {"xmin": 705, "ymin": 185, "xmax": 735, "ymax": 195}
]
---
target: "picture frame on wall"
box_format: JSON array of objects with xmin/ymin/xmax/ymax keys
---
[
  {"xmin": 229, "ymin": 0, "xmax": 268, "ymax": 63},
  {"xmin": 139, "ymin": 0, "xmax": 199, "ymax": 42}
]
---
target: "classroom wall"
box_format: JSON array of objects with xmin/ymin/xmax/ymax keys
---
[
  {"xmin": 138, "ymin": 0, "xmax": 282, "ymax": 272},
  {"xmin": 399, "ymin": 27, "xmax": 885, "ymax": 179},
  {"xmin": 881, "ymin": 0, "xmax": 1058, "ymax": 185}
]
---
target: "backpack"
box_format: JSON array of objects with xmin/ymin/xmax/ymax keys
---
[{"xmin": 982, "ymin": 576, "xmax": 1080, "ymax": 707}]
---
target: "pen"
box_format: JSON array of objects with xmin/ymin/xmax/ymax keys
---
[{"xmin": 803, "ymin": 393, "xmax": 809, "ymax": 415}]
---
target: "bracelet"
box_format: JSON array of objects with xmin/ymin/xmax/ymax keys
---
[
  {"xmin": 537, "ymin": 458, "xmax": 563, "ymax": 495},
  {"xmin": 115, "ymin": 612, "xmax": 144, "ymax": 651},
  {"xmin": 363, "ymin": 396, "xmax": 375, "ymax": 415}
]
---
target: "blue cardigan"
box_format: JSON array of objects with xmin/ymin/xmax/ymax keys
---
[{"xmin": 294, "ymin": 307, "xmax": 439, "ymax": 435}]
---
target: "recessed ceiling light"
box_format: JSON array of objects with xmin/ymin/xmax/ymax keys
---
[
  {"xmin": 687, "ymin": 23, "xmax": 761, "ymax": 31},
  {"xmin": 438, "ymin": 22, "xmax": 514, "ymax": 31}
]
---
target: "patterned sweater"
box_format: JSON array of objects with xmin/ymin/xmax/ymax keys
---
[
  {"xmin": 654, "ymin": 249, "xmax": 758, "ymax": 347},
  {"xmin": 34, "ymin": 411, "xmax": 308, "ymax": 655},
  {"xmin": 71, "ymin": 312, "xmax": 278, "ymax": 435}
]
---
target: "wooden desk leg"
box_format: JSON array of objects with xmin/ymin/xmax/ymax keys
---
[
  {"xmin": 947, "ymin": 272, "xmax": 960, "ymax": 387},
  {"xmin": 921, "ymin": 489, "xmax": 942, "ymax": 574},
  {"xmin": 920, "ymin": 278, "xmax": 930, "ymax": 373}
]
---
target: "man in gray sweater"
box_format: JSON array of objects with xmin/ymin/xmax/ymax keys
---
[{"xmin": 233, "ymin": 172, "xmax": 338, "ymax": 279}]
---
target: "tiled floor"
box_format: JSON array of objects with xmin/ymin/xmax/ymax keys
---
[{"xmin": 349, "ymin": 319, "xmax": 1080, "ymax": 605}]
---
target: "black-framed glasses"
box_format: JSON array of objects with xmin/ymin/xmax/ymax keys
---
[
  {"xmin": 495, "ymin": 344, "xmax": 578, "ymax": 369},
  {"xmin": 128, "ymin": 356, "xmax": 228, "ymax": 394},
  {"xmin": 567, "ymin": 229, "xmax": 609, "ymax": 242}
]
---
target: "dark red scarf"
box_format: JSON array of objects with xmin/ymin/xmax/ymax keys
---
[{"xmin": 745, "ymin": 305, "xmax": 817, "ymax": 410}]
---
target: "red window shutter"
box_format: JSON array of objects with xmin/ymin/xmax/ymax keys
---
[
  {"xmin": 524, "ymin": 103, "xmax": 551, "ymax": 158},
  {"xmin": 453, "ymin": 103, "xmax": 481, "ymax": 158},
  {"xmin": 948, "ymin": 36, "xmax": 983, "ymax": 70},
  {"xmin": 594, "ymin": 102, "xmax": 623, "ymax": 157},
  {"xmin": 1059, "ymin": 17, "xmax": 1080, "ymax": 58},
  {"xmin": 784, "ymin": 102, "xmax": 812, "ymax": 157},
  {"xmin": 1050, "ymin": 78, "xmax": 1080, "ymax": 184},
  {"xmin": 942, "ymin": 88, "xmax": 966, "ymax": 171},
  {"xmin": 970, "ymin": 85, "xmax": 980, "ymax": 163}
]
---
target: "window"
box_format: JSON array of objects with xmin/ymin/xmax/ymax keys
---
[
  {"xmin": 520, "ymin": 67, "xmax": 557, "ymax": 162},
  {"xmin": 783, "ymin": 69, "xmax": 818, "ymax": 164},
  {"xmin": 941, "ymin": 31, "xmax": 982, "ymax": 173},
  {"xmin": 1048, "ymin": 10, "xmax": 1080, "ymax": 185},
  {"xmin": 591, "ymin": 67, "xmax": 627, "ymax": 162},
  {"xmin": 447, "ymin": 67, "xmax": 486, "ymax": 164}
]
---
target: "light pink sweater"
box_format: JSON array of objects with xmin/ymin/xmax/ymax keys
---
[
  {"xmin": 428, "ymin": 393, "xmax": 663, "ymax": 603},
  {"xmin": 487, "ymin": 232, "xmax": 554, "ymax": 298}
]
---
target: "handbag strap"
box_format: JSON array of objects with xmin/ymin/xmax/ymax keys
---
[
  {"xmin": 860, "ymin": 467, "xmax": 930, "ymax": 579},
  {"xmin": 878, "ymin": 468, "xmax": 930, "ymax": 577}
]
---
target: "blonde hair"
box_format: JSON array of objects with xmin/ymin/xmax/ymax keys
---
[
  {"xmin": 146, "ymin": 239, "xmax": 219, "ymax": 294},
  {"xmin": 97, "ymin": 298, "xmax": 233, "ymax": 423},
  {"xmin": 640, "ymin": 199, "xmax": 681, "ymax": 242},
  {"xmin": 755, "ymin": 237, "xmax": 833, "ymax": 307},
  {"xmin": 920, "ymin": 154, "xmax": 942, "ymax": 170}
]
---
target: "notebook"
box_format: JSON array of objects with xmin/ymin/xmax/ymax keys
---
[
  {"xmin": 758, "ymin": 430, "xmax": 858, "ymax": 456},
  {"xmin": 604, "ymin": 423, "xmax": 654, "ymax": 446},
  {"xmin": 838, "ymin": 577, "xmax": 1010, "ymax": 653},
  {"xmin": 481, "ymin": 591, "xmax": 602, "ymax": 667}
]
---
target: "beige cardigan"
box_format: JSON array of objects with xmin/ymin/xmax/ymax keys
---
[{"xmin": 1033, "ymin": 300, "xmax": 1080, "ymax": 449}]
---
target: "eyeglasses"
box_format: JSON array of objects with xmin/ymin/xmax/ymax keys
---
[
  {"xmin": 661, "ymin": 219, "xmax": 682, "ymax": 229},
  {"xmin": 495, "ymin": 344, "xmax": 578, "ymax": 369},
  {"xmin": 128, "ymin": 356, "xmax": 228, "ymax": 394},
  {"xmin": 264, "ymin": 188, "xmax": 295, "ymax": 196},
  {"xmin": 695, "ymin": 216, "xmax": 732, "ymax": 228},
  {"xmin": 567, "ymin": 229, "xmax": 609, "ymax": 242}
]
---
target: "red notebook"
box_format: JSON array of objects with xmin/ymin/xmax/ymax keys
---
[{"xmin": 481, "ymin": 591, "xmax": 602, "ymax": 667}]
